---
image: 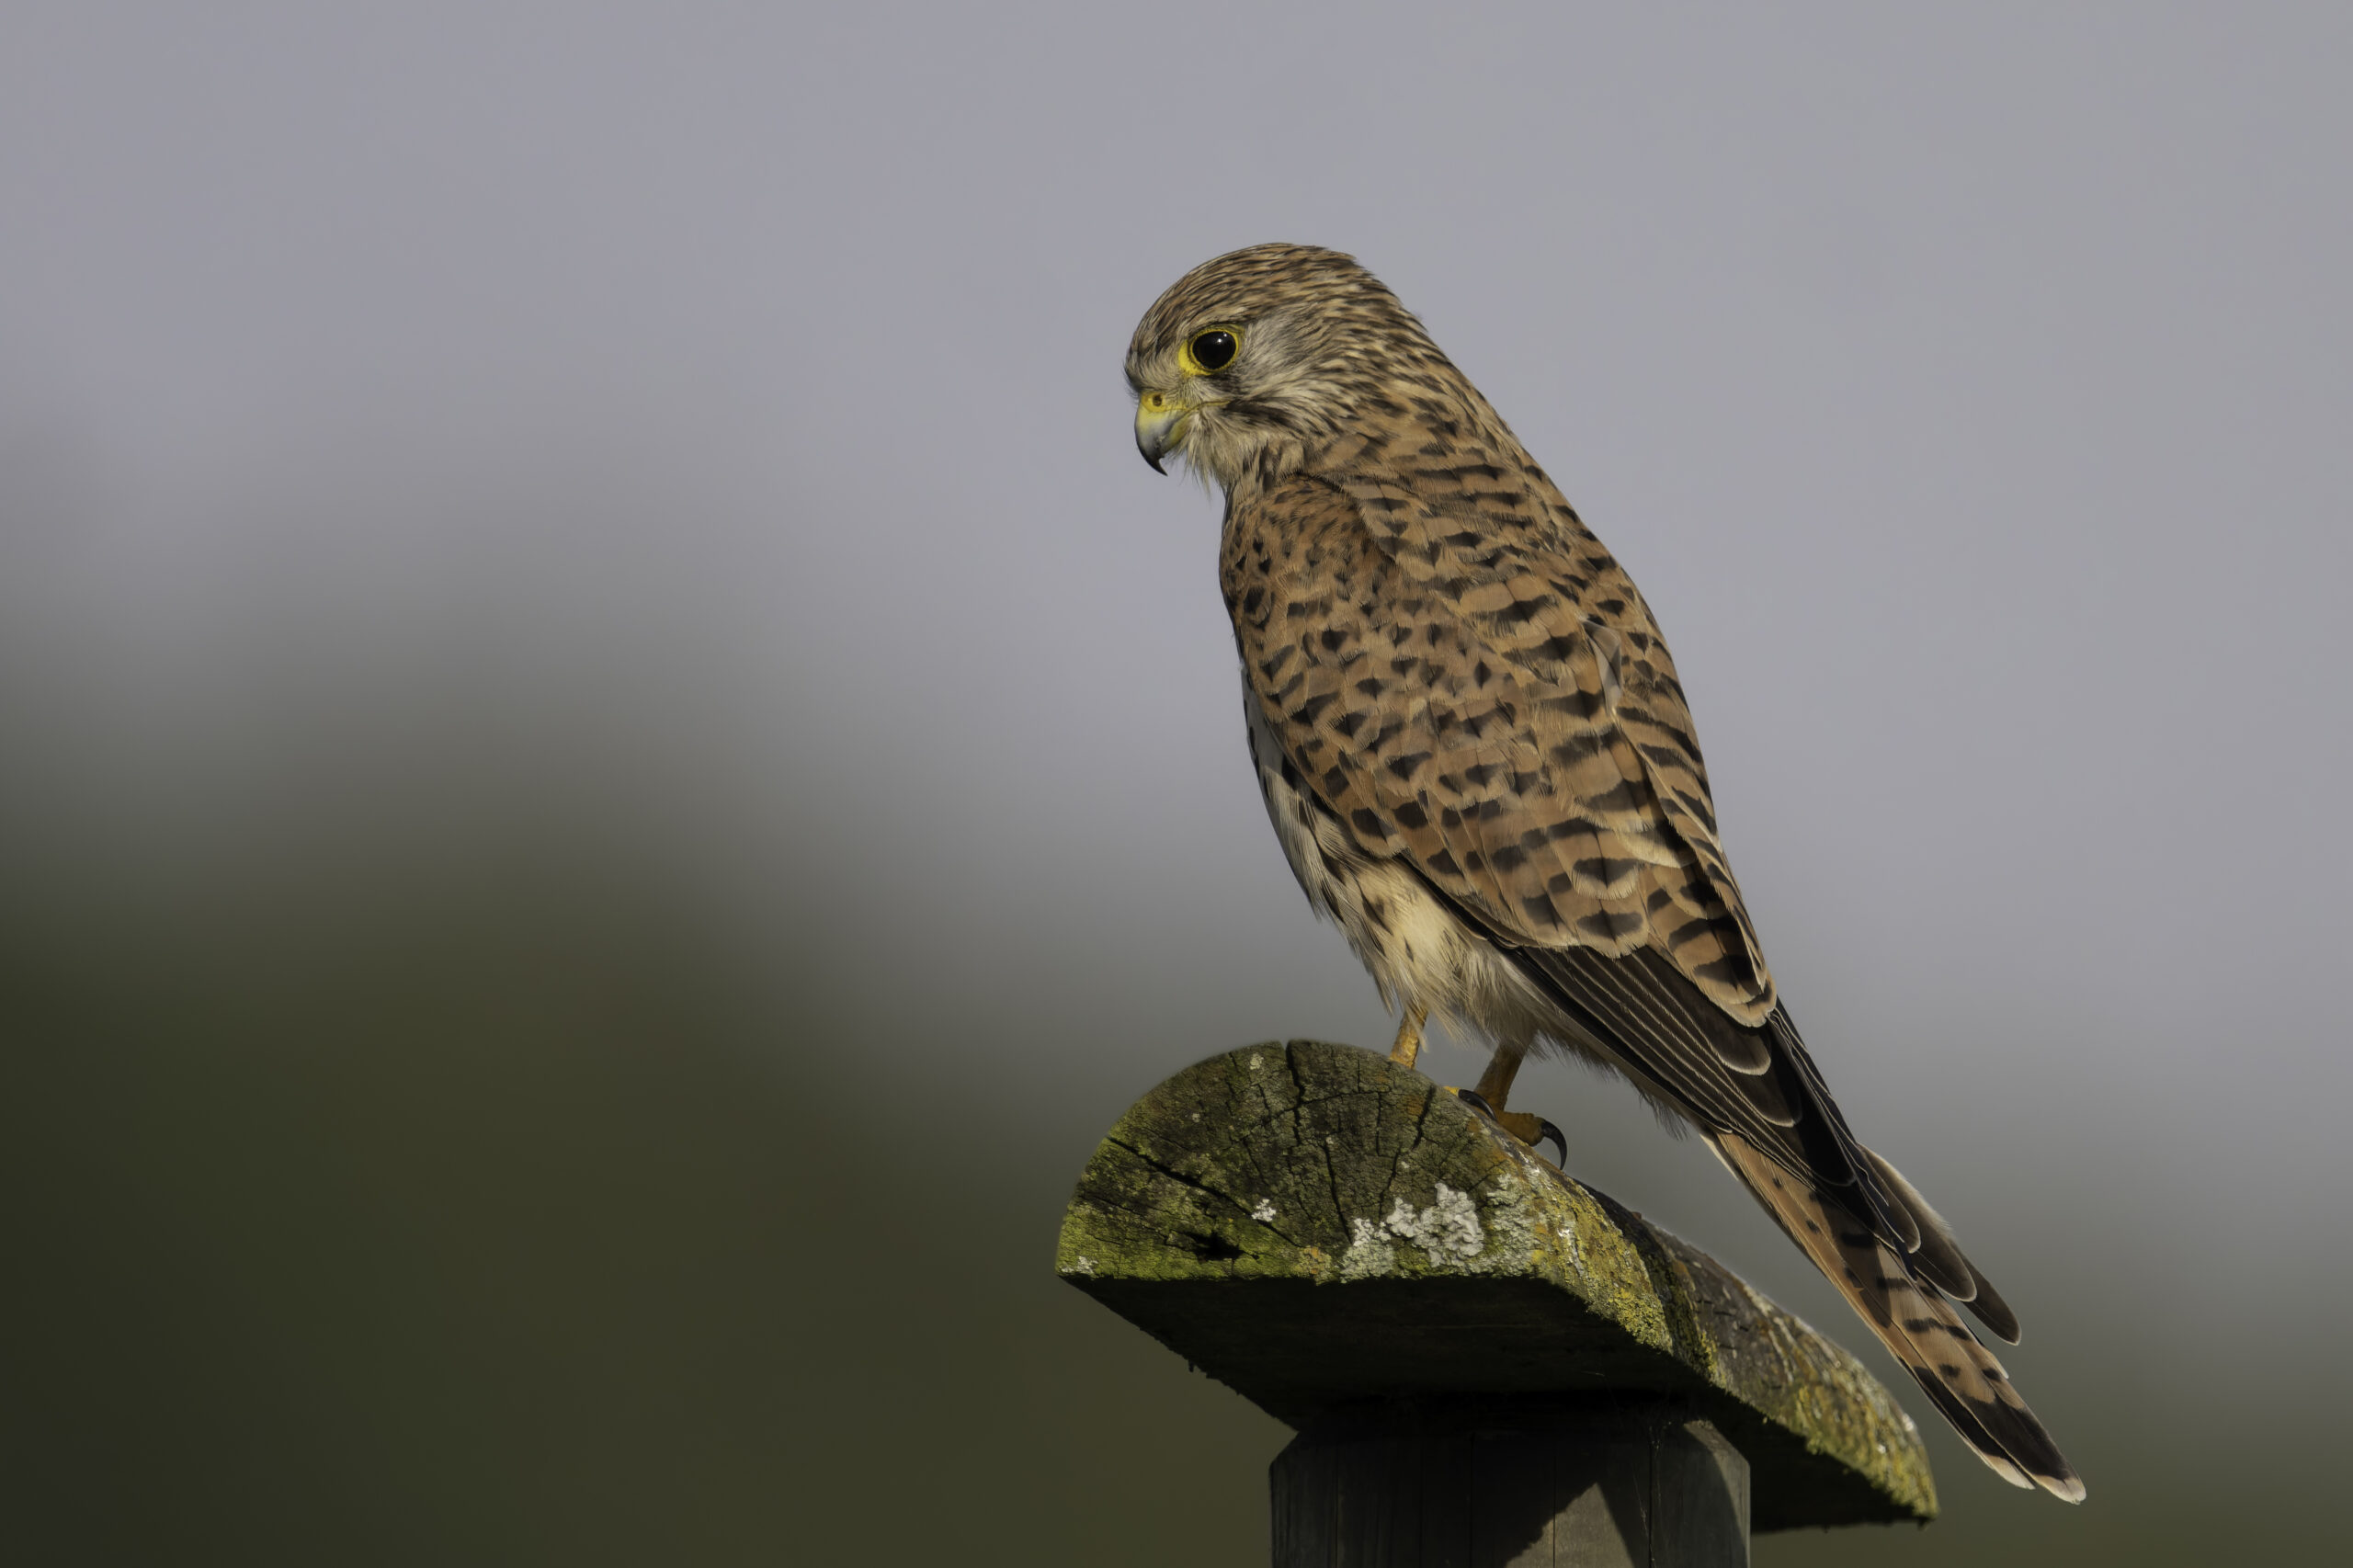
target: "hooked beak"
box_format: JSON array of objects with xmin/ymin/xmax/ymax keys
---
[{"xmin": 1134, "ymin": 390, "xmax": 1185, "ymax": 474}]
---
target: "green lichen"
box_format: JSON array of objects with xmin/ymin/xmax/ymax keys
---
[{"xmin": 1057, "ymin": 1040, "xmax": 1938, "ymax": 1530}]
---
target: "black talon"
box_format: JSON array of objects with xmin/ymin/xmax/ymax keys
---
[
  {"xmin": 1456, "ymin": 1089, "xmax": 1566, "ymax": 1167},
  {"xmin": 1536, "ymin": 1119, "xmax": 1568, "ymax": 1169}
]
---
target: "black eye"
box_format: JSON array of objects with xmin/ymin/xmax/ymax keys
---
[{"xmin": 1188, "ymin": 328, "xmax": 1238, "ymax": 372}]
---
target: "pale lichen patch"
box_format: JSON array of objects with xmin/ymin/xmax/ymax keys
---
[
  {"xmin": 1383, "ymin": 1182, "xmax": 1483, "ymax": 1266},
  {"xmin": 1339, "ymin": 1182, "xmax": 1489, "ymax": 1275},
  {"xmin": 1340, "ymin": 1216, "xmax": 1393, "ymax": 1280}
]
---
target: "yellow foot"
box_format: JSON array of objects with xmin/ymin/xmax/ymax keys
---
[
  {"xmin": 1448, "ymin": 1088, "xmax": 1567, "ymax": 1166},
  {"xmin": 1387, "ymin": 1003, "xmax": 1429, "ymax": 1069}
]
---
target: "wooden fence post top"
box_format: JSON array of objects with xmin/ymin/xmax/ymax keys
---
[{"xmin": 1057, "ymin": 1040, "xmax": 1937, "ymax": 1533}]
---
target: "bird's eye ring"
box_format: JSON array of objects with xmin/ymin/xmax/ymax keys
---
[{"xmin": 1183, "ymin": 327, "xmax": 1241, "ymax": 375}]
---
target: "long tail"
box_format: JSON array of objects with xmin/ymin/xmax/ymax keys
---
[{"xmin": 1714, "ymin": 1131, "xmax": 2086, "ymax": 1502}]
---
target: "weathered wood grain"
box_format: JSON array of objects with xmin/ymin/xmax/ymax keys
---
[{"xmin": 1057, "ymin": 1040, "xmax": 1936, "ymax": 1532}]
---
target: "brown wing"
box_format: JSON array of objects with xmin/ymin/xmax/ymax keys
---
[
  {"xmin": 1315, "ymin": 416, "xmax": 1773, "ymax": 1023},
  {"xmin": 1223, "ymin": 469, "xmax": 1768, "ymax": 1017},
  {"xmin": 1527, "ymin": 943, "xmax": 2022, "ymax": 1345},
  {"xmin": 1223, "ymin": 471, "xmax": 2024, "ymax": 1325}
]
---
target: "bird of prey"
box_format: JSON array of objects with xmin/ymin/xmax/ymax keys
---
[{"xmin": 1126, "ymin": 243, "xmax": 2082, "ymax": 1502}]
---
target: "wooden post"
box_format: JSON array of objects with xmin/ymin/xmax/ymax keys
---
[
  {"xmin": 1271, "ymin": 1399, "xmax": 1747, "ymax": 1567},
  {"xmin": 1058, "ymin": 1041, "xmax": 1938, "ymax": 1564}
]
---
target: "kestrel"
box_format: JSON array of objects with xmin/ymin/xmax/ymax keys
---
[{"xmin": 1126, "ymin": 243, "xmax": 2082, "ymax": 1502}]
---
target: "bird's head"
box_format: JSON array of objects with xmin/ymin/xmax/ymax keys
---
[{"xmin": 1125, "ymin": 243, "xmax": 1452, "ymax": 493}]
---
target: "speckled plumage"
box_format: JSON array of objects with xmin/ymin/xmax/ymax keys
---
[{"xmin": 1126, "ymin": 243, "xmax": 2082, "ymax": 1502}]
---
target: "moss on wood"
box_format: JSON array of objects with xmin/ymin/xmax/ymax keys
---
[{"xmin": 1058, "ymin": 1040, "xmax": 1937, "ymax": 1532}]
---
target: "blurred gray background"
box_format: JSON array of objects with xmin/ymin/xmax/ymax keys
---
[{"xmin": 3, "ymin": 4, "xmax": 2347, "ymax": 1562}]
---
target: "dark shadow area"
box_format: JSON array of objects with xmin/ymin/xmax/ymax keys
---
[
  {"xmin": 1273, "ymin": 1400, "xmax": 1747, "ymax": 1565},
  {"xmin": 0, "ymin": 696, "xmax": 1285, "ymax": 1565}
]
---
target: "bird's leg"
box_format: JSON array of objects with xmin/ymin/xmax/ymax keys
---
[
  {"xmin": 1387, "ymin": 1019, "xmax": 1565, "ymax": 1166},
  {"xmin": 1388, "ymin": 1002, "xmax": 1430, "ymax": 1069},
  {"xmin": 1456, "ymin": 1040, "xmax": 1566, "ymax": 1165},
  {"xmin": 1472, "ymin": 1038, "xmax": 1526, "ymax": 1106}
]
